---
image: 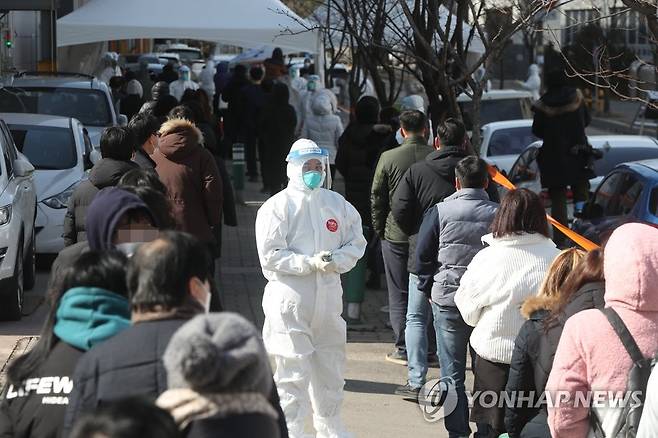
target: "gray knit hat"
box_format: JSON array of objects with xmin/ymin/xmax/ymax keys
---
[{"xmin": 163, "ymin": 313, "xmax": 272, "ymax": 395}]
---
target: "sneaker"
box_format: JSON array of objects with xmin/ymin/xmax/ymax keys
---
[
  {"xmin": 394, "ymin": 383, "xmax": 421, "ymax": 399},
  {"xmin": 427, "ymin": 353, "xmax": 440, "ymax": 367},
  {"xmin": 385, "ymin": 351, "xmax": 408, "ymax": 365}
]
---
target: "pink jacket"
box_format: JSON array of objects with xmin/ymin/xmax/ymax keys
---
[{"xmin": 547, "ymin": 223, "xmax": 658, "ymax": 437}]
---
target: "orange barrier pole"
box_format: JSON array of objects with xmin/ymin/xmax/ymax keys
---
[{"xmin": 488, "ymin": 166, "xmax": 600, "ymax": 252}]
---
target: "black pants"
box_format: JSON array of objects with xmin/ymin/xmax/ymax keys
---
[
  {"xmin": 381, "ymin": 240, "xmax": 409, "ymax": 353},
  {"xmin": 245, "ymin": 134, "xmax": 259, "ymax": 177},
  {"xmin": 548, "ymin": 179, "xmax": 590, "ymax": 244}
]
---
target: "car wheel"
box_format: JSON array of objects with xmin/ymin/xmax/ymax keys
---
[
  {"xmin": 1, "ymin": 242, "xmax": 24, "ymax": 321},
  {"xmin": 23, "ymin": 230, "xmax": 36, "ymax": 291}
]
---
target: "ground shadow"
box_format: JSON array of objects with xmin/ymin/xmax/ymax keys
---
[{"xmin": 345, "ymin": 379, "xmax": 399, "ymax": 395}]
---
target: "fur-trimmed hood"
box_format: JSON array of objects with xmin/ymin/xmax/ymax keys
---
[
  {"xmin": 521, "ymin": 294, "xmax": 560, "ymax": 320},
  {"xmin": 533, "ymin": 88, "xmax": 584, "ymax": 117},
  {"xmin": 157, "ymin": 118, "xmax": 204, "ymax": 160}
]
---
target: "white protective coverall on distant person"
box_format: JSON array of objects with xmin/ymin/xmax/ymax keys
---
[
  {"xmin": 521, "ymin": 64, "xmax": 542, "ymax": 101},
  {"xmin": 255, "ymin": 139, "xmax": 367, "ymax": 438},
  {"xmin": 199, "ymin": 59, "xmax": 216, "ymax": 103},
  {"xmin": 170, "ymin": 65, "xmax": 199, "ymax": 101}
]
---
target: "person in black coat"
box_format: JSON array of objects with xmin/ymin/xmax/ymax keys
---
[
  {"xmin": 335, "ymin": 96, "xmax": 390, "ymax": 228},
  {"xmin": 258, "ymin": 83, "xmax": 297, "ymax": 194},
  {"xmin": 0, "ymin": 251, "xmax": 131, "ymax": 438},
  {"xmin": 532, "ymin": 69, "xmax": 592, "ymax": 243},
  {"xmin": 157, "ymin": 313, "xmax": 281, "ymax": 438},
  {"xmin": 62, "ymin": 232, "xmax": 289, "ymax": 438},
  {"xmin": 63, "ymin": 127, "xmax": 138, "ymax": 246},
  {"xmin": 222, "ymin": 65, "xmax": 249, "ymax": 149},
  {"xmin": 505, "ymin": 249, "xmax": 605, "ymax": 438}
]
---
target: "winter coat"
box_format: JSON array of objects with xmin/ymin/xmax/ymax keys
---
[
  {"xmin": 416, "ymin": 189, "xmax": 498, "ymax": 306},
  {"xmin": 300, "ymin": 93, "xmax": 343, "ymax": 165},
  {"xmin": 157, "ymin": 389, "xmax": 281, "ymax": 438},
  {"xmin": 455, "ymin": 233, "xmax": 559, "ymax": 364},
  {"xmin": 504, "ymin": 283, "xmax": 605, "ymax": 438},
  {"xmin": 153, "ymin": 119, "xmax": 223, "ymax": 243},
  {"xmin": 371, "ymin": 135, "xmax": 433, "ymax": 243},
  {"xmin": 62, "ymin": 158, "xmax": 138, "ymax": 246},
  {"xmin": 133, "ymin": 148, "xmax": 156, "ymax": 169},
  {"xmin": 0, "ymin": 287, "xmax": 130, "ymax": 438},
  {"xmin": 238, "ymin": 82, "xmax": 266, "ymax": 139},
  {"xmin": 0, "ymin": 342, "xmax": 83, "ymax": 438},
  {"xmin": 547, "ymin": 223, "xmax": 658, "ymax": 438},
  {"xmin": 335, "ymin": 97, "xmax": 390, "ymax": 227},
  {"xmin": 532, "ymin": 87, "xmax": 592, "ymax": 188},
  {"xmin": 62, "ymin": 315, "xmax": 289, "ymax": 438},
  {"xmin": 258, "ymin": 86, "xmax": 297, "ymax": 166},
  {"xmin": 119, "ymin": 94, "xmax": 143, "ymax": 122}
]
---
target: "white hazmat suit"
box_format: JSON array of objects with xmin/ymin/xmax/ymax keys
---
[
  {"xmin": 521, "ymin": 64, "xmax": 542, "ymax": 101},
  {"xmin": 170, "ymin": 65, "xmax": 199, "ymax": 101},
  {"xmin": 256, "ymin": 139, "xmax": 367, "ymax": 438}
]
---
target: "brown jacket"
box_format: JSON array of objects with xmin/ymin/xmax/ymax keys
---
[{"xmin": 153, "ymin": 118, "xmax": 222, "ymax": 243}]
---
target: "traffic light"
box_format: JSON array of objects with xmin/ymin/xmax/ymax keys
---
[{"xmin": 4, "ymin": 31, "xmax": 11, "ymax": 48}]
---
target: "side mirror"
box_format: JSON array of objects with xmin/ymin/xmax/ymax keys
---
[
  {"xmin": 118, "ymin": 114, "xmax": 128, "ymax": 126},
  {"xmin": 13, "ymin": 158, "xmax": 35, "ymax": 177},
  {"xmin": 89, "ymin": 149, "xmax": 102, "ymax": 165}
]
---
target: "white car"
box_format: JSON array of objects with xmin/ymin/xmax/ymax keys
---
[
  {"xmin": 480, "ymin": 120, "xmax": 538, "ymax": 174},
  {"xmin": 458, "ymin": 89, "xmax": 534, "ymax": 134},
  {"xmin": 1, "ymin": 113, "xmax": 91, "ymax": 254},
  {"xmin": 0, "ymin": 118, "xmax": 36, "ymax": 320}
]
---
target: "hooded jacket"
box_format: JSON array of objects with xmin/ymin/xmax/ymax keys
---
[
  {"xmin": 335, "ymin": 97, "xmax": 390, "ymax": 226},
  {"xmin": 547, "ymin": 223, "xmax": 658, "ymax": 438},
  {"xmin": 152, "ymin": 119, "xmax": 223, "ymax": 243},
  {"xmin": 371, "ymin": 135, "xmax": 433, "ymax": 243},
  {"xmin": 63, "ymin": 158, "xmax": 138, "ymax": 246},
  {"xmin": 157, "ymin": 314, "xmax": 280, "ymax": 438},
  {"xmin": 504, "ymin": 283, "xmax": 605, "ymax": 438},
  {"xmin": 532, "ymin": 87, "xmax": 592, "ymax": 188},
  {"xmin": 300, "ymin": 93, "xmax": 343, "ymax": 165},
  {"xmin": 0, "ymin": 287, "xmax": 130, "ymax": 438}
]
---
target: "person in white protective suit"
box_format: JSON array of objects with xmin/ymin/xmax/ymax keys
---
[
  {"xmin": 255, "ymin": 139, "xmax": 367, "ymax": 438},
  {"xmin": 198, "ymin": 59, "xmax": 216, "ymax": 104},
  {"xmin": 169, "ymin": 65, "xmax": 199, "ymax": 102},
  {"xmin": 520, "ymin": 63, "xmax": 542, "ymax": 101}
]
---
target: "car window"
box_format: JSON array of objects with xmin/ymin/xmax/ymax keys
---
[
  {"xmin": 1, "ymin": 133, "xmax": 11, "ymax": 177},
  {"xmin": 487, "ymin": 127, "xmax": 539, "ymax": 157},
  {"xmin": 593, "ymin": 146, "xmax": 658, "ymax": 176},
  {"xmin": 591, "ymin": 172, "xmax": 641, "ymax": 217},
  {"xmin": 650, "ymin": 187, "xmax": 658, "ymax": 218},
  {"xmin": 9, "ymin": 125, "xmax": 77, "ymax": 170},
  {"xmin": 0, "ymin": 87, "xmax": 112, "ymax": 126},
  {"xmin": 460, "ymin": 99, "xmax": 525, "ymax": 131},
  {"xmin": 509, "ymin": 147, "xmax": 540, "ymax": 183}
]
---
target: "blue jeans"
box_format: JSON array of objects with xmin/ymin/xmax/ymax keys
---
[
  {"xmin": 432, "ymin": 303, "xmax": 474, "ymax": 438},
  {"xmin": 405, "ymin": 274, "xmax": 431, "ymax": 388}
]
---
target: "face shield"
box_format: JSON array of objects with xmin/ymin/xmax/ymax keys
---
[{"xmin": 286, "ymin": 146, "xmax": 332, "ymax": 190}]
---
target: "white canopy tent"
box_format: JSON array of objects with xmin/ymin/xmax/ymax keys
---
[{"xmin": 57, "ymin": 0, "xmax": 318, "ymax": 53}]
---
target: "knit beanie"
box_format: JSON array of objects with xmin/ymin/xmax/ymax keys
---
[{"xmin": 163, "ymin": 313, "xmax": 272, "ymax": 395}]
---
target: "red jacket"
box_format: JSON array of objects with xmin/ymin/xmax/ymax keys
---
[{"xmin": 153, "ymin": 118, "xmax": 222, "ymax": 243}]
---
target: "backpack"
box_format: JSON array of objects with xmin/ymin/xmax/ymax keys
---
[{"xmin": 590, "ymin": 308, "xmax": 658, "ymax": 437}]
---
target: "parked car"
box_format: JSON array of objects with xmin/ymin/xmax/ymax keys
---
[
  {"xmin": 458, "ymin": 89, "xmax": 534, "ymax": 133},
  {"xmin": 1, "ymin": 113, "xmax": 91, "ymax": 254},
  {"xmin": 572, "ymin": 159, "xmax": 658, "ymax": 244},
  {"xmin": 0, "ymin": 118, "xmax": 37, "ymax": 320},
  {"xmin": 164, "ymin": 44, "xmax": 203, "ymax": 64},
  {"xmin": 480, "ymin": 119, "xmax": 538, "ymax": 174},
  {"xmin": 0, "ymin": 72, "xmax": 126, "ymax": 151},
  {"xmin": 506, "ymin": 136, "xmax": 658, "ymax": 210}
]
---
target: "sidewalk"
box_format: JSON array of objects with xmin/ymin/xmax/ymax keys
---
[{"xmin": 219, "ymin": 174, "xmax": 450, "ymax": 437}]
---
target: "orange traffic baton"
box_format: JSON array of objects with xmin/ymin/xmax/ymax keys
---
[{"xmin": 488, "ymin": 166, "xmax": 600, "ymax": 252}]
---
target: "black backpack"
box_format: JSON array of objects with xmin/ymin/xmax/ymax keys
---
[{"xmin": 590, "ymin": 308, "xmax": 658, "ymax": 437}]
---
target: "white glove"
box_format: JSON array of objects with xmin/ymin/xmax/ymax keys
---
[{"xmin": 309, "ymin": 251, "xmax": 336, "ymax": 273}]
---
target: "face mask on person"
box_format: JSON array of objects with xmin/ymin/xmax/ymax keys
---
[
  {"xmin": 307, "ymin": 81, "xmax": 317, "ymax": 92},
  {"xmin": 193, "ymin": 278, "xmax": 212, "ymax": 313},
  {"xmin": 395, "ymin": 128, "xmax": 405, "ymax": 145},
  {"xmin": 303, "ymin": 171, "xmax": 323, "ymax": 190},
  {"xmin": 182, "ymin": 71, "xmax": 190, "ymax": 81}
]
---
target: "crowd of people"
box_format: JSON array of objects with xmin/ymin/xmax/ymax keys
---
[{"xmin": 1, "ymin": 47, "xmax": 658, "ymax": 438}]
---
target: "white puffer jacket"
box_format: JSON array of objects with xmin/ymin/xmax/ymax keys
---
[
  {"xmin": 301, "ymin": 93, "xmax": 343, "ymax": 164},
  {"xmin": 454, "ymin": 232, "xmax": 559, "ymax": 364}
]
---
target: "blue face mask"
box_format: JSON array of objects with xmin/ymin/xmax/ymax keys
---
[{"xmin": 302, "ymin": 171, "xmax": 323, "ymax": 190}]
